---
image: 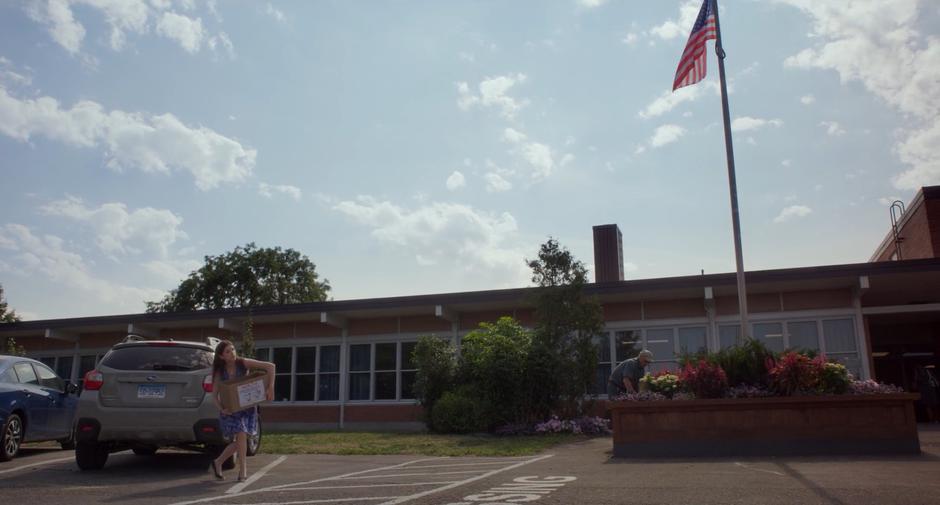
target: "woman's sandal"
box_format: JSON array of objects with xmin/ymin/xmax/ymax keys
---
[
  {"xmin": 237, "ymin": 474, "xmax": 247, "ymax": 482},
  {"xmin": 210, "ymin": 460, "xmax": 224, "ymax": 480}
]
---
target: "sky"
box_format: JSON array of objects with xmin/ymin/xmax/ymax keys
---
[{"xmin": 1, "ymin": 0, "xmax": 939, "ymax": 321}]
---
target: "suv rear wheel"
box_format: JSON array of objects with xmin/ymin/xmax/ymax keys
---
[{"xmin": 76, "ymin": 441, "xmax": 109, "ymax": 470}]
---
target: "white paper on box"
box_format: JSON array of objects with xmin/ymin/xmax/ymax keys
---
[{"xmin": 236, "ymin": 378, "xmax": 266, "ymax": 408}]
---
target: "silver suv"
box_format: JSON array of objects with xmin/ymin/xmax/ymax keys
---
[{"xmin": 75, "ymin": 336, "xmax": 260, "ymax": 470}]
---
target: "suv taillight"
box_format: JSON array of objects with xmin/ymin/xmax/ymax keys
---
[
  {"xmin": 84, "ymin": 370, "xmax": 104, "ymax": 390},
  {"xmin": 203, "ymin": 374, "xmax": 213, "ymax": 393}
]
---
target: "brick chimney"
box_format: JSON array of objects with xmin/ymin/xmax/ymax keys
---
[{"xmin": 593, "ymin": 224, "xmax": 624, "ymax": 283}]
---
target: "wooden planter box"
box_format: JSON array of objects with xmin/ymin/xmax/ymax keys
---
[{"xmin": 610, "ymin": 393, "xmax": 920, "ymax": 458}]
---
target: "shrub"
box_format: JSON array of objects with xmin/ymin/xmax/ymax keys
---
[
  {"xmin": 679, "ymin": 360, "xmax": 728, "ymax": 399},
  {"xmin": 766, "ymin": 352, "xmax": 824, "ymax": 396},
  {"xmin": 412, "ymin": 335, "xmax": 457, "ymax": 430},
  {"xmin": 430, "ymin": 388, "xmax": 491, "ymax": 433},
  {"xmin": 460, "ymin": 317, "xmax": 532, "ymax": 427},
  {"xmin": 818, "ymin": 361, "xmax": 851, "ymax": 394},
  {"xmin": 681, "ymin": 338, "xmax": 775, "ymax": 387},
  {"xmin": 640, "ymin": 371, "xmax": 680, "ymax": 397}
]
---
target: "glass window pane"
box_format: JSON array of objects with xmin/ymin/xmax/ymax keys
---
[
  {"xmin": 34, "ymin": 363, "xmax": 63, "ymax": 390},
  {"xmin": 349, "ymin": 373, "xmax": 370, "ymax": 400},
  {"xmin": 296, "ymin": 347, "xmax": 316, "ymax": 373},
  {"xmin": 375, "ymin": 343, "xmax": 396, "ymax": 371},
  {"xmin": 56, "ymin": 357, "xmax": 73, "ymax": 381},
  {"xmin": 295, "ymin": 374, "xmax": 315, "ymax": 401},
  {"xmin": 594, "ymin": 333, "xmax": 611, "ymax": 363},
  {"xmin": 13, "ymin": 363, "xmax": 38, "ymax": 385},
  {"xmin": 594, "ymin": 364, "xmax": 610, "ymax": 395},
  {"xmin": 677, "ymin": 327, "xmax": 707, "ymax": 355},
  {"xmin": 350, "ymin": 345, "xmax": 371, "ymax": 372},
  {"xmin": 829, "ymin": 354, "xmax": 861, "ymax": 378},
  {"xmin": 823, "ymin": 319, "xmax": 858, "ymax": 353},
  {"xmin": 255, "ymin": 348, "xmax": 270, "ymax": 362},
  {"xmin": 320, "ymin": 346, "xmax": 340, "ymax": 373},
  {"xmin": 375, "ymin": 371, "xmax": 396, "ymax": 400},
  {"xmin": 273, "ymin": 348, "xmax": 293, "ymax": 372},
  {"xmin": 400, "ymin": 371, "xmax": 416, "ymax": 399},
  {"xmin": 319, "ymin": 373, "xmax": 339, "ymax": 401},
  {"xmin": 400, "ymin": 342, "xmax": 417, "ymax": 370},
  {"xmin": 615, "ymin": 330, "xmax": 641, "ymax": 362},
  {"xmin": 101, "ymin": 347, "xmax": 213, "ymax": 371},
  {"xmin": 274, "ymin": 375, "xmax": 291, "ymax": 402},
  {"xmin": 719, "ymin": 325, "xmax": 739, "ymax": 350},
  {"xmin": 754, "ymin": 322, "xmax": 784, "ymax": 353},
  {"xmin": 787, "ymin": 321, "xmax": 819, "ymax": 351},
  {"xmin": 646, "ymin": 328, "xmax": 675, "ymax": 360}
]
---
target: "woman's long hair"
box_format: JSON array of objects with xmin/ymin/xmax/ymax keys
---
[{"xmin": 212, "ymin": 339, "xmax": 240, "ymax": 377}]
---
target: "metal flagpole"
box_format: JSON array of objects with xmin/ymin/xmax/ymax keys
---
[{"xmin": 711, "ymin": 0, "xmax": 749, "ymax": 343}]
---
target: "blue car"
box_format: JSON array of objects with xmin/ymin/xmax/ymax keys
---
[{"xmin": 1, "ymin": 355, "xmax": 78, "ymax": 461}]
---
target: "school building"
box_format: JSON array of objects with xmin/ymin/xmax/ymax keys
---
[{"xmin": 2, "ymin": 185, "xmax": 939, "ymax": 429}]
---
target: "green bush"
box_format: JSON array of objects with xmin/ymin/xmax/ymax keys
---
[
  {"xmin": 412, "ymin": 335, "xmax": 457, "ymax": 430},
  {"xmin": 682, "ymin": 338, "xmax": 776, "ymax": 387},
  {"xmin": 430, "ymin": 388, "xmax": 490, "ymax": 434},
  {"xmin": 460, "ymin": 317, "xmax": 532, "ymax": 427}
]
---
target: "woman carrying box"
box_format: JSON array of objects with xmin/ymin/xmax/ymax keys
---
[{"xmin": 210, "ymin": 339, "xmax": 275, "ymax": 481}]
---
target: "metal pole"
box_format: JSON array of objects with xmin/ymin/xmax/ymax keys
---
[{"xmin": 711, "ymin": 0, "xmax": 749, "ymax": 342}]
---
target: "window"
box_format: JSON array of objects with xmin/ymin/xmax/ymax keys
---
[
  {"xmin": 374, "ymin": 343, "xmax": 397, "ymax": 400},
  {"xmin": 295, "ymin": 347, "xmax": 317, "ymax": 401},
  {"xmin": 645, "ymin": 328, "xmax": 675, "ymax": 362},
  {"xmin": 400, "ymin": 342, "xmax": 417, "ymax": 400},
  {"xmin": 349, "ymin": 344, "xmax": 371, "ymax": 400},
  {"xmin": 677, "ymin": 327, "xmax": 707, "ymax": 355},
  {"xmin": 271, "ymin": 348, "xmax": 293, "ymax": 402},
  {"xmin": 754, "ymin": 322, "xmax": 784, "ymax": 353},
  {"xmin": 34, "ymin": 363, "xmax": 63, "ymax": 391},
  {"xmin": 319, "ymin": 346, "xmax": 340, "ymax": 401},
  {"xmin": 719, "ymin": 325, "xmax": 740, "ymax": 350},
  {"xmin": 1, "ymin": 368, "xmax": 16, "ymax": 383},
  {"xmin": 787, "ymin": 321, "xmax": 819, "ymax": 351},
  {"xmin": 13, "ymin": 362, "xmax": 38, "ymax": 385},
  {"xmin": 593, "ymin": 332, "xmax": 612, "ymax": 395},
  {"xmin": 615, "ymin": 330, "xmax": 641, "ymax": 362},
  {"xmin": 823, "ymin": 319, "xmax": 860, "ymax": 377},
  {"xmin": 56, "ymin": 356, "xmax": 73, "ymax": 382},
  {"xmin": 100, "ymin": 346, "xmax": 213, "ymax": 371}
]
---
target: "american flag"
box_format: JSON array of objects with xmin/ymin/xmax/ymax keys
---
[{"xmin": 672, "ymin": 0, "xmax": 717, "ymax": 91}]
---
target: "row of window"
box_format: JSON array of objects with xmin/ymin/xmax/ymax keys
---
[
  {"xmin": 592, "ymin": 318, "xmax": 861, "ymax": 394},
  {"xmin": 255, "ymin": 341, "xmax": 418, "ymax": 402}
]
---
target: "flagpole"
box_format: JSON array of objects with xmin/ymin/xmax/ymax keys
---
[{"xmin": 711, "ymin": 0, "xmax": 749, "ymax": 343}]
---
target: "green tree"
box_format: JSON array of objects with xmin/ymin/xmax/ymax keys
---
[
  {"xmin": 460, "ymin": 317, "xmax": 533, "ymax": 427},
  {"xmin": 146, "ymin": 243, "xmax": 331, "ymax": 312},
  {"xmin": 411, "ymin": 335, "xmax": 457, "ymax": 431},
  {"xmin": 525, "ymin": 238, "xmax": 605, "ymax": 419},
  {"xmin": 0, "ymin": 283, "xmax": 21, "ymax": 324}
]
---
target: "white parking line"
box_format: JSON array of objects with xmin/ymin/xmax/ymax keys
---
[
  {"xmin": 0, "ymin": 456, "xmax": 73, "ymax": 475},
  {"xmin": 401, "ymin": 461, "xmax": 522, "ymax": 470},
  {"xmin": 226, "ymin": 455, "xmax": 288, "ymax": 494},
  {"xmin": 376, "ymin": 453, "xmax": 554, "ymax": 505},
  {"xmin": 339, "ymin": 469, "xmax": 485, "ymax": 480},
  {"xmin": 278, "ymin": 482, "xmax": 458, "ymax": 491},
  {"xmin": 247, "ymin": 498, "xmax": 399, "ymax": 505}
]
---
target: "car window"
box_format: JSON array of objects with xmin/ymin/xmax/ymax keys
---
[
  {"xmin": 34, "ymin": 362, "xmax": 64, "ymax": 391},
  {"xmin": 1, "ymin": 368, "xmax": 17, "ymax": 384},
  {"xmin": 13, "ymin": 362, "xmax": 39, "ymax": 385},
  {"xmin": 100, "ymin": 346, "xmax": 213, "ymax": 371}
]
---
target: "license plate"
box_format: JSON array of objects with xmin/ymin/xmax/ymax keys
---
[{"xmin": 138, "ymin": 384, "xmax": 166, "ymax": 399}]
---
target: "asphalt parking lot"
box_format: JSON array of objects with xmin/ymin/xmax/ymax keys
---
[{"xmin": 3, "ymin": 426, "xmax": 940, "ymax": 505}]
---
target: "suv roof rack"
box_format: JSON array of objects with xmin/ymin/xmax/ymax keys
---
[{"xmin": 123, "ymin": 334, "xmax": 146, "ymax": 343}]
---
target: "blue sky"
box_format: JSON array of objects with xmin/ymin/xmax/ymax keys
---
[{"xmin": 1, "ymin": 0, "xmax": 939, "ymax": 320}]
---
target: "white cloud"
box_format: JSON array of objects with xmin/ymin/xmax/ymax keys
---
[
  {"xmin": 649, "ymin": 0, "xmax": 702, "ymax": 40},
  {"xmin": 622, "ymin": 32, "xmax": 639, "ymax": 46},
  {"xmin": 39, "ymin": 196, "xmax": 187, "ymax": 258},
  {"xmin": 819, "ymin": 120, "xmax": 845, "ymax": 136},
  {"xmin": 265, "ymin": 3, "xmax": 286, "ymax": 22},
  {"xmin": 773, "ymin": 205, "xmax": 813, "ymax": 223},
  {"xmin": 578, "ymin": 0, "xmax": 608, "ymax": 8},
  {"xmin": 156, "ymin": 11, "xmax": 204, "ymax": 53},
  {"xmin": 456, "ymin": 73, "xmax": 529, "ymax": 119},
  {"xmin": 207, "ymin": 32, "xmax": 235, "ymax": 59},
  {"xmin": 800, "ymin": 94, "xmax": 816, "ymax": 105},
  {"xmin": 500, "ymin": 127, "xmax": 566, "ymax": 180},
  {"xmin": 649, "ymin": 124, "xmax": 686, "ymax": 148},
  {"xmin": 258, "ymin": 183, "xmax": 302, "ymax": 201},
  {"xmin": 24, "ymin": 0, "xmax": 227, "ymax": 55},
  {"xmin": 777, "ymin": 0, "xmax": 940, "ymax": 190},
  {"xmin": 0, "ymin": 223, "xmax": 165, "ymax": 308},
  {"xmin": 143, "ymin": 257, "xmax": 200, "ymax": 284},
  {"xmin": 446, "ymin": 171, "xmax": 466, "ymax": 191},
  {"xmin": 333, "ymin": 196, "xmax": 530, "ymax": 286},
  {"xmin": 502, "ymin": 127, "xmax": 527, "ymax": 143},
  {"xmin": 782, "ymin": 159, "xmax": 792, "ymax": 167},
  {"xmin": 638, "ymin": 82, "xmax": 719, "ymax": 119},
  {"xmin": 731, "ymin": 116, "xmax": 783, "ymax": 132},
  {"xmin": 0, "ymin": 86, "xmax": 256, "ymax": 190},
  {"xmin": 0, "ymin": 57, "xmax": 33, "ymax": 88},
  {"xmin": 878, "ymin": 196, "xmax": 903, "ymax": 206},
  {"xmin": 484, "ymin": 172, "xmax": 512, "ymax": 192}
]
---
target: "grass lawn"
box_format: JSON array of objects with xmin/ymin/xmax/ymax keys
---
[{"xmin": 261, "ymin": 431, "xmax": 588, "ymax": 457}]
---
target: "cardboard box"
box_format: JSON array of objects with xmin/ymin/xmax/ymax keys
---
[{"xmin": 218, "ymin": 370, "xmax": 268, "ymax": 412}]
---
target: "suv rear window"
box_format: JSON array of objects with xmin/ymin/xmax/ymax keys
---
[{"xmin": 100, "ymin": 345, "xmax": 213, "ymax": 371}]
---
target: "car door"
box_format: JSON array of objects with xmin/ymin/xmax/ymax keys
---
[
  {"xmin": 12, "ymin": 362, "xmax": 49, "ymax": 441},
  {"xmin": 32, "ymin": 362, "xmax": 72, "ymax": 439}
]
